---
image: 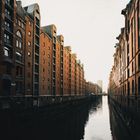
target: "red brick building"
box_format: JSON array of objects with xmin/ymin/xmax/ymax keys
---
[
  {"xmin": 57, "ymin": 35, "xmax": 64, "ymax": 95},
  {"xmin": 24, "ymin": 3, "xmax": 41, "ymax": 96},
  {"xmin": 40, "ymin": 29, "xmax": 53, "ymax": 95},
  {"xmin": 0, "ymin": 0, "xmax": 16, "ymax": 95},
  {"xmin": 63, "ymin": 47, "xmax": 71, "ymax": 95},
  {"xmin": 108, "ymin": 0, "xmax": 140, "ymax": 99},
  {"xmin": 0, "ymin": 1, "xmax": 86, "ymax": 97}
]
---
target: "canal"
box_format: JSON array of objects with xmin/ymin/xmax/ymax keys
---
[
  {"xmin": 84, "ymin": 96, "xmax": 112, "ymax": 140},
  {"xmin": 0, "ymin": 96, "xmax": 133, "ymax": 140}
]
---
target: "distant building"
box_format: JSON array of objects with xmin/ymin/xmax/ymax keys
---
[
  {"xmin": 97, "ymin": 80, "xmax": 103, "ymax": 93},
  {"xmin": 85, "ymin": 81, "xmax": 102, "ymax": 95}
]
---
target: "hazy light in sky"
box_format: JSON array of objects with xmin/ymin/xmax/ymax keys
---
[{"xmin": 21, "ymin": 0, "xmax": 130, "ymax": 92}]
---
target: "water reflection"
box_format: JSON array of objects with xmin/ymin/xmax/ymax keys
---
[
  {"xmin": 0, "ymin": 98, "xmax": 101, "ymax": 140},
  {"xmin": 0, "ymin": 96, "xmax": 135, "ymax": 140},
  {"xmin": 109, "ymin": 99, "xmax": 133, "ymax": 140},
  {"xmin": 84, "ymin": 96, "xmax": 112, "ymax": 140}
]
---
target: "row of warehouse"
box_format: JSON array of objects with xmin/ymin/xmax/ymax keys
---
[
  {"xmin": 0, "ymin": 0, "xmax": 100, "ymax": 96},
  {"xmin": 108, "ymin": 0, "xmax": 140, "ymax": 99},
  {"xmin": 0, "ymin": 0, "xmax": 86, "ymax": 96}
]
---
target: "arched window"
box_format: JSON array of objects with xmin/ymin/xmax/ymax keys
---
[
  {"xmin": 16, "ymin": 30, "xmax": 22, "ymax": 49},
  {"xmin": 16, "ymin": 30, "xmax": 22, "ymax": 38}
]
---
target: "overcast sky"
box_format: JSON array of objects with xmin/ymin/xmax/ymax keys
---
[{"xmin": 21, "ymin": 0, "xmax": 130, "ymax": 92}]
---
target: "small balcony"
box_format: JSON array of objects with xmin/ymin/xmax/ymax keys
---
[
  {"xmin": 36, "ymin": 17, "xmax": 40, "ymax": 27},
  {"xmin": 35, "ymin": 26, "xmax": 40, "ymax": 36},
  {"xmin": 35, "ymin": 36, "xmax": 40, "ymax": 46},
  {"xmin": 5, "ymin": 0, "xmax": 13, "ymax": 9},
  {"xmin": 5, "ymin": 12, "xmax": 13, "ymax": 21},
  {"xmin": 5, "ymin": 25, "xmax": 13, "ymax": 33}
]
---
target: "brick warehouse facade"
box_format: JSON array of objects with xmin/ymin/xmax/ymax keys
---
[
  {"xmin": 0, "ymin": 1, "xmax": 87, "ymax": 96},
  {"xmin": 108, "ymin": 0, "xmax": 140, "ymax": 100}
]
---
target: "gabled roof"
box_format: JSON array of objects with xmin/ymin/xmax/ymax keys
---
[{"xmin": 24, "ymin": 3, "xmax": 40, "ymax": 14}]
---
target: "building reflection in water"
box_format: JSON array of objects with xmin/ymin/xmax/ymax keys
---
[
  {"xmin": 0, "ymin": 97, "xmax": 102, "ymax": 140},
  {"xmin": 109, "ymin": 100, "xmax": 133, "ymax": 140},
  {"xmin": 0, "ymin": 96, "xmax": 136, "ymax": 140}
]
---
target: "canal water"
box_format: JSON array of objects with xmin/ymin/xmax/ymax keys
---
[
  {"xmin": 0, "ymin": 96, "xmax": 133, "ymax": 140},
  {"xmin": 84, "ymin": 96, "xmax": 112, "ymax": 140}
]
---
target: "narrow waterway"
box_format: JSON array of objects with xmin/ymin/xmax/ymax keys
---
[
  {"xmin": 0, "ymin": 96, "xmax": 132, "ymax": 140},
  {"xmin": 84, "ymin": 96, "xmax": 112, "ymax": 140}
]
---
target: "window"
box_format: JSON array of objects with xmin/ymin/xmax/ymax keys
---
[
  {"xmin": 28, "ymin": 41, "xmax": 31, "ymax": 46},
  {"xmin": 29, "ymin": 21, "xmax": 31, "ymax": 26},
  {"xmin": 42, "ymin": 77, "xmax": 45, "ymax": 81},
  {"xmin": 35, "ymin": 36, "xmax": 39, "ymax": 45},
  {"xmin": 5, "ymin": 21, "xmax": 10, "ymax": 30},
  {"xmin": 131, "ymin": 18, "xmax": 134, "ymax": 57},
  {"xmin": 21, "ymin": 23, "xmax": 24, "ymax": 29},
  {"xmin": 127, "ymin": 44, "xmax": 129, "ymax": 54},
  {"xmin": 16, "ymin": 30, "xmax": 22, "ymax": 38},
  {"xmin": 28, "ymin": 31, "xmax": 31, "ymax": 36},
  {"xmin": 132, "ymin": 62, "xmax": 134, "ymax": 74},
  {"xmin": 36, "ymin": 26, "xmax": 39, "ymax": 35},
  {"xmin": 4, "ymin": 33, "xmax": 10, "ymax": 43},
  {"xmin": 35, "ymin": 75, "xmax": 39, "ymax": 82},
  {"xmin": 5, "ymin": 8, "xmax": 11, "ymax": 19},
  {"xmin": 127, "ymin": 56, "xmax": 129, "ymax": 65},
  {"xmin": 16, "ymin": 52, "xmax": 22, "ymax": 62},
  {"xmin": 35, "ymin": 65, "xmax": 39, "ymax": 73},
  {"xmin": 138, "ymin": 54, "xmax": 140, "ymax": 70},
  {"xmin": 132, "ymin": 80, "xmax": 135, "ymax": 95},
  {"xmin": 35, "ymin": 55, "xmax": 39, "ymax": 64},
  {"xmin": 5, "ymin": 0, "xmax": 11, "ymax": 5},
  {"xmin": 36, "ymin": 18, "xmax": 40, "ymax": 26},
  {"xmin": 16, "ymin": 40, "xmax": 18, "ymax": 47},
  {"xmin": 18, "ymin": 20, "xmax": 21, "ymax": 26},
  {"xmin": 138, "ymin": 77, "xmax": 140, "ymax": 95},
  {"xmin": 138, "ymin": 15, "xmax": 140, "ymax": 48},
  {"xmin": 16, "ymin": 40, "xmax": 22, "ymax": 49},
  {"xmin": 127, "ymin": 69, "xmax": 130, "ymax": 78},
  {"xmin": 28, "ymin": 52, "xmax": 31, "ymax": 56},
  {"xmin": 19, "ymin": 41, "xmax": 22, "ymax": 48},
  {"xmin": 4, "ymin": 47, "xmax": 9, "ymax": 56}
]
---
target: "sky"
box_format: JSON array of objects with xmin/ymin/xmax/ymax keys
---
[{"xmin": 21, "ymin": 0, "xmax": 130, "ymax": 92}]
